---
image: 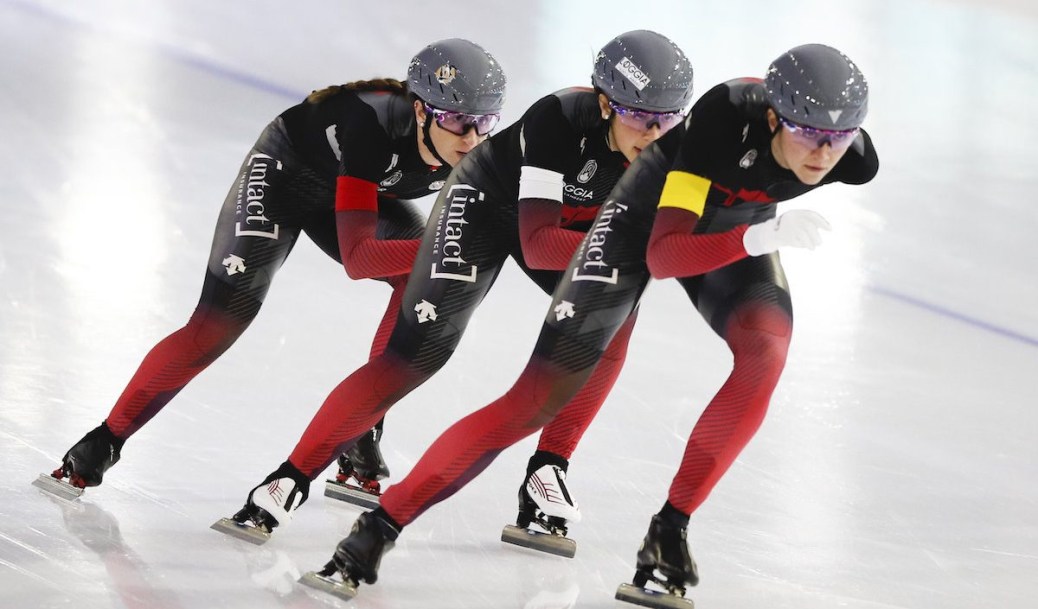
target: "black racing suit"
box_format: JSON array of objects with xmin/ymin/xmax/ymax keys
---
[
  {"xmin": 286, "ymin": 88, "xmax": 644, "ymax": 477},
  {"xmin": 105, "ymin": 87, "xmax": 441, "ymax": 437},
  {"xmin": 377, "ymin": 78, "xmax": 879, "ymax": 525}
]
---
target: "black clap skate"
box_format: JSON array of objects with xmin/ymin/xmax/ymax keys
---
[
  {"xmin": 211, "ymin": 461, "xmax": 310, "ymax": 545},
  {"xmin": 298, "ymin": 511, "xmax": 399, "ymax": 601},
  {"xmin": 324, "ymin": 425, "xmax": 390, "ymax": 509},
  {"xmin": 615, "ymin": 514, "xmax": 699, "ymax": 609},
  {"xmin": 33, "ymin": 422, "xmax": 125, "ymax": 500},
  {"xmin": 502, "ymin": 463, "xmax": 580, "ymax": 558}
]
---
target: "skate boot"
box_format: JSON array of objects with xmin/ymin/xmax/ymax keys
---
[
  {"xmin": 615, "ymin": 514, "xmax": 698, "ymax": 609},
  {"xmin": 324, "ymin": 424, "xmax": 390, "ymax": 509},
  {"xmin": 298, "ymin": 510, "xmax": 399, "ymax": 601},
  {"xmin": 33, "ymin": 422, "xmax": 126, "ymax": 500},
  {"xmin": 501, "ymin": 463, "xmax": 581, "ymax": 558},
  {"xmin": 210, "ymin": 460, "xmax": 310, "ymax": 545}
]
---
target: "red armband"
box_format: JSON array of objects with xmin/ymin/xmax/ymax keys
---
[{"xmin": 335, "ymin": 176, "xmax": 378, "ymax": 212}]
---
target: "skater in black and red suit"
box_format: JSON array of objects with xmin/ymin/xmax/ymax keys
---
[
  {"xmin": 39, "ymin": 38, "xmax": 506, "ymax": 497},
  {"xmin": 223, "ymin": 30, "xmax": 695, "ymax": 541},
  {"xmin": 312, "ymin": 43, "xmax": 879, "ymax": 606}
]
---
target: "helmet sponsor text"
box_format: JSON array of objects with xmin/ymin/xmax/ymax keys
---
[{"xmin": 615, "ymin": 57, "xmax": 650, "ymax": 91}]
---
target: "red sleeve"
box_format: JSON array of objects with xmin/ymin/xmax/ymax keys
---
[
  {"xmin": 518, "ymin": 198, "xmax": 586, "ymax": 271},
  {"xmin": 335, "ymin": 176, "xmax": 420, "ymax": 279},
  {"xmin": 646, "ymin": 207, "xmax": 750, "ymax": 279}
]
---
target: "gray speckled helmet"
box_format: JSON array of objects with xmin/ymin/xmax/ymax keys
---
[
  {"xmin": 765, "ymin": 43, "xmax": 868, "ymax": 130},
  {"xmin": 592, "ymin": 30, "xmax": 693, "ymax": 113},
  {"xmin": 407, "ymin": 38, "xmax": 506, "ymax": 114}
]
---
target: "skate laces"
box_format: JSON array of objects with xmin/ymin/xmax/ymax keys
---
[{"xmin": 526, "ymin": 465, "xmax": 581, "ymax": 522}]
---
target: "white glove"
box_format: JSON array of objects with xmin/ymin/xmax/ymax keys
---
[{"xmin": 743, "ymin": 209, "xmax": 832, "ymax": 256}]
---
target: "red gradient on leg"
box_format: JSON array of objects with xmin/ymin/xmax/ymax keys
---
[
  {"xmin": 105, "ymin": 308, "xmax": 247, "ymax": 438},
  {"xmin": 536, "ymin": 311, "xmax": 638, "ymax": 458},
  {"xmin": 666, "ymin": 302, "xmax": 792, "ymax": 514},
  {"xmin": 368, "ymin": 276, "xmax": 406, "ymax": 360},
  {"xmin": 288, "ymin": 350, "xmax": 425, "ymax": 478},
  {"xmin": 380, "ymin": 355, "xmax": 585, "ymax": 526}
]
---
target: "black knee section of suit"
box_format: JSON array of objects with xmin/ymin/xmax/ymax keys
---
[{"xmin": 526, "ymin": 450, "xmax": 570, "ymax": 477}]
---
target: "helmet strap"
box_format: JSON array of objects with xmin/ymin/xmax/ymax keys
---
[{"xmin": 421, "ymin": 114, "xmax": 450, "ymax": 167}]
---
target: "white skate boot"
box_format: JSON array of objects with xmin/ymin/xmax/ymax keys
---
[
  {"xmin": 502, "ymin": 464, "xmax": 581, "ymax": 558},
  {"xmin": 525, "ymin": 464, "xmax": 582, "ymax": 524},
  {"xmin": 211, "ymin": 461, "xmax": 310, "ymax": 545}
]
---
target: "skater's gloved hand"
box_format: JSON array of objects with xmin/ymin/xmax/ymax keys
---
[{"xmin": 743, "ymin": 209, "xmax": 831, "ymax": 256}]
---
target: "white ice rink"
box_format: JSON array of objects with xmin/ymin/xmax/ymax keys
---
[{"xmin": 2, "ymin": 1, "xmax": 1036, "ymax": 608}]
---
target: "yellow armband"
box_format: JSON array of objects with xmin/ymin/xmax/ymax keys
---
[{"xmin": 658, "ymin": 171, "xmax": 710, "ymax": 217}]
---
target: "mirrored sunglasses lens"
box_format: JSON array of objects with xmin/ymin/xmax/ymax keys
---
[
  {"xmin": 656, "ymin": 113, "xmax": 684, "ymax": 132},
  {"xmin": 783, "ymin": 120, "xmax": 858, "ymax": 150},
  {"xmin": 473, "ymin": 113, "xmax": 499, "ymax": 135},
  {"xmin": 616, "ymin": 108, "xmax": 682, "ymax": 133},
  {"xmin": 434, "ymin": 113, "xmax": 468, "ymax": 135},
  {"xmin": 436, "ymin": 112, "xmax": 499, "ymax": 136},
  {"xmin": 615, "ymin": 113, "xmax": 649, "ymax": 131},
  {"xmin": 827, "ymin": 130, "xmax": 859, "ymax": 151}
]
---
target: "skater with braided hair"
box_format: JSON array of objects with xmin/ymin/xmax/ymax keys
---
[
  {"xmin": 35, "ymin": 38, "xmax": 506, "ymax": 502},
  {"xmin": 305, "ymin": 43, "xmax": 878, "ymax": 608},
  {"xmin": 217, "ymin": 29, "xmax": 695, "ymax": 546}
]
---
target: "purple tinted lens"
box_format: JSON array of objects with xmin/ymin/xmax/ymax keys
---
[
  {"xmin": 428, "ymin": 106, "xmax": 500, "ymax": 136},
  {"xmin": 654, "ymin": 112, "xmax": 685, "ymax": 132},
  {"xmin": 470, "ymin": 113, "xmax": 500, "ymax": 135},
  {"xmin": 780, "ymin": 118, "xmax": 859, "ymax": 151},
  {"xmin": 610, "ymin": 102, "xmax": 683, "ymax": 133}
]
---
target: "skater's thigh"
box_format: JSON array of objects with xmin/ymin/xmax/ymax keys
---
[
  {"xmin": 206, "ymin": 123, "xmax": 306, "ymax": 307},
  {"xmin": 534, "ymin": 218, "xmax": 651, "ymax": 374},
  {"xmin": 677, "ymin": 252, "xmax": 792, "ymax": 338},
  {"xmin": 387, "ymin": 174, "xmax": 514, "ymax": 372}
]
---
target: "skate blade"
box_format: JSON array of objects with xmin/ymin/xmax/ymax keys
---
[
  {"xmin": 32, "ymin": 474, "xmax": 84, "ymax": 501},
  {"xmin": 501, "ymin": 524, "xmax": 576, "ymax": 558},
  {"xmin": 615, "ymin": 583, "xmax": 694, "ymax": 609},
  {"xmin": 298, "ymin": 571, "xmax": 358, "ymax": 601},
  {"xmin": 323, "ymin": 480, "xmax": 381, "ymax": 509},
  {"xmin": 210, "ymin": 517, "xmax": 271, "ymax": 545}
]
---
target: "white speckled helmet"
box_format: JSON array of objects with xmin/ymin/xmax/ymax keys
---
[
  {"xmin": 765, "ymin": 44, "xmax": 868, "ymax": 130},
  {"xmin": 592, "ymin": 30, "xmax": 693, "ymax": 113},
  {"xmin": 407, "ymin": 38, "xmax": 506, "ymax": 114}
]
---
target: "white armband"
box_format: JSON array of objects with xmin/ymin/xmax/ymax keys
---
[{"xmin": 519, "ymin": 166, "xmax": 564, "ymax": 203}]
